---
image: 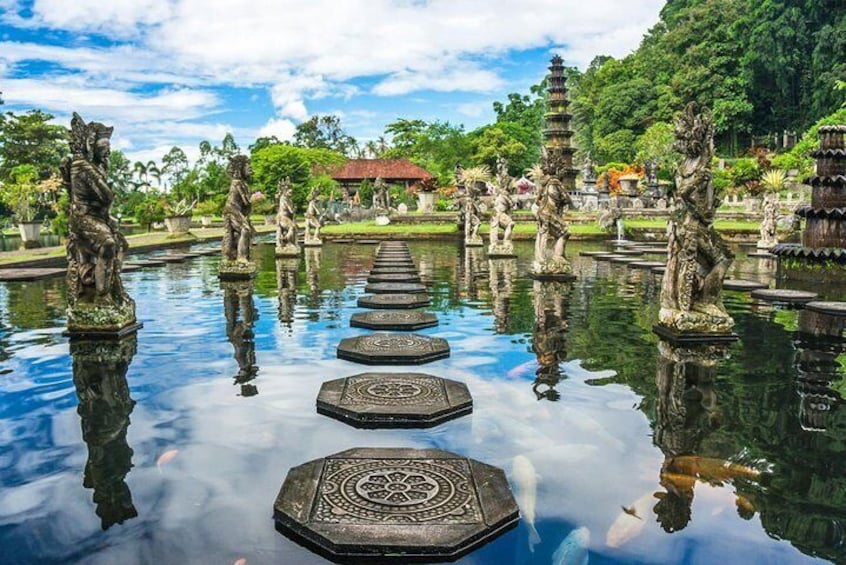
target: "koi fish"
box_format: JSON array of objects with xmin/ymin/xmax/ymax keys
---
[
  {"xmin": 156, "ymin": 449, "xmax": 179, "ymax": 470},
  {"xmin": 552, "ymin": 527, "xmax": 590, "ymax": 565},
  {"xmin": 666, "ymin": 456, "xmax": 761, "ymax": 483},
  {"xmin": 512, "ymin": 454, "xmax": 541, "ymax": 551},
  {"xmin": 605, "ymin": 492, "xmax": 654, "ymax": 548}
]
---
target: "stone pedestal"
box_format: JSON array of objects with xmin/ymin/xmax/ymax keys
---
[
  {"xmin": 303, "ymin": 237, "xmax": 323, "ymax": 248},
  {"xmin": 417, "ymin": 191, "xmax": 437, "ymax": 213},
  {"xmin": 464, "ymin": 236, "xmax": 484, "ymax": 247},
  {"xmin": 487, "ymin": 242, "xmax": 516, "ymax": 258},
  {"xmin": 218, "ymin": 259, "xmax": 257, "ymax": 280},
  {"xmin": 275, "ymin": 244, "xmax": 301, "ymax": 257},
  {"xmin": 530, "ymin": 257, "xmax": 575, "ymax": 281}
]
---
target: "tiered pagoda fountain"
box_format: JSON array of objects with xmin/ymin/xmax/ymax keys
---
[
  {"xmin": 774, "ymin": 125, "xmax": 846, "ymax": 281},
  {"xmin": 543, "ymin": 55, "xmax": 577, "ymax": 194}
]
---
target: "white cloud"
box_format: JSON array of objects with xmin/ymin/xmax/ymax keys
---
[
  {"xmin": 456, "ymin": 101, "xmax": 490, "ymax": 118},
  {"xmin": 257, "ymin": 117, "xmax": 296, "ymax": 142}
]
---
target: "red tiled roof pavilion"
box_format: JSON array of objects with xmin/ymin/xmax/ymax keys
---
[{"xmin": 331, "ymin": 159, "xmax": 434, "ymax": 186}]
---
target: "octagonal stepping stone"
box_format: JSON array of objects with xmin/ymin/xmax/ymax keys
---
[
  {"xmin": 610, "ymin": 256, "xmax": 640, "ymax": 264},
  {"xmin": 333, "ymin": 238, "xmax": 355, "ymax": 244},
  {"xmin": 273, "ymin": 447, "xmax": 518, "ymax": 562},
  {"xmin": 121, "ymin": 264, "xmax": 142, "ymax": 273},
  {"xmin": 747, "ymin": 252, "xmax": 775, "ymax": 258},
  {"xmin": 652, "ymin": 266, "xmax": 666, "ymax": 275},
  {"xmin": 317, "ymin": 373, "xmax": 471, "ymax": 428},
  {"xmin": 357, "ymin": 239, "xmax": 381, "ymax": 245},
  {"xmin": 594, "ymin": 254, "xmax": 625, "ymax": 262},
  {"xmin": 158, "ymin": 255, "xmax": 189, "ymax": 264},
  {"xmin": 723, "ymin": 279, "xmax": 768, "ymax": 291},
  {"xmin": 370, "ymin": 267, "xmax": 420, "ymax": 275},
  {"xmin": 0, "ymin": 268, "xmax": 66, "ymax": 282},
  {"xmin": 627, "ymin": 261, "xmax": 666, "ymax": 270},
  {"xmin": 578, "ymin": 251, "xmax": 609, "ymax": 257},
  {"xmin": 805, "ymin": 301, "xmax": 846, "ymax": 316},
  {"xmin": 367, "ymin": 273, "xmax": 422, "ymax": 284},
  {"xmin": 351, "ymin": 310, "xmax": 438, "ymax": 331},
  {"xmin": 125, "ymin": 259, "xmax": 167, "ymax": 268},
  {"xmin": 365, "ymin": 282, "xmax": 428, "ymax": 294},
  {"xmin": 358, "ymin": 293, "xmax": 431, "ymax": 309},
  {"xmin": 376, "ymin": 256, "xmax": 413, "ymax": 262},
  {"xmin": 612, "ymin": 249, "xmax": 645, "ymax": 256},
  {"xmin": 337, "ymin": 333, "xmax": 449, "ymax": 365},
  {"xmin": 751, "ymin": 288, "xmax": 818, "ymax": 305}
]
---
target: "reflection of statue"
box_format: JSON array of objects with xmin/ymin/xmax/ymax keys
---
[
  {"xmin": 220, "ymin": 155, "xmax": 257, "ymax": 279},
  {"xmin": 373, "ymin": 177, "xmax": 390, "ymax": 212},
  {"xmin": 223, "ymin": 281, "xmax": 258, "ymax": 397},
  {"xmin": 531, "ymin": 167, "xmax": 573, "ymax": 279},
  {"xmin": 757, "ymin": 193, "xmax": 779, "ymax": 250},
  {"xmin": 275, "ymin": 178, "xmax": 300, "ymax": 257},
  {"xmin": 64, "ymin": 112, "xmax": 138, "ymax": 335},
  {"xmin": 464, "ymin": 183, "xmax": 483, "ymax": 247},
  {"xmin": 488, "ymin": 259, "xmax": 516, "ymax": 333},
  {"xmin": 489, "ymin": 158, "xmax": 516, "ymax": 258},
  {"xmin": 658, "ymin": 104, "xmax": 734, "ymax": 338},
  {"xmin": 305, "ymin": 248, "xmax": 321, "ymax": 310},
  {"xmin": 794, "ymin": 309, "xmax": 845, "ymax": 432},
  {"xmin": 304, "ymin": 190, "xmax": 322, "ymax": 246},
  {"xmin": 276, "ymin": 258, "xmax": 298, "ymax": 329},
  {"xmin": 531, "ymin": 280, "xmax": 571, "ymax": 401},
  {"xmin": 71, "ymin": 337, "xmax": 138, "ymax": 529},
  {"xmin": 462, "ymin": 247, "xmax": 486, "ymax": 301}
]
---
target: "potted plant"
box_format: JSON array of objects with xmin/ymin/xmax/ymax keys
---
[
  {"xmin": 250, "ymin": 191, "xmax": 276, "ymax": 224},
  {"xmin": 194, "ymin": 199, "xmax": 220, "ymax": 227},
  {"xmin": 0, "ymin": 165, "xmax": 53, "ymax": 248},
  {"xmin": 415, "ymin": 177, "xmax": 439, "ymax": 213},
  {"xmin": 163, "ymin": 198, "xmax": 195, "ymax": 235}
]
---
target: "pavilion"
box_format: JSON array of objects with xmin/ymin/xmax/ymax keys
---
[{"xmin": 330, "ymin": 159, "xmax": 433, "ymax": 194}]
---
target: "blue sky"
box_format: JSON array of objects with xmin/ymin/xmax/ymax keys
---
[{"xmin": 0, "ymin": 0, "xmax": 664, "ymax": 165}]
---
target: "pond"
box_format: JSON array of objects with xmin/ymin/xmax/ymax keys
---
[{"xmin": 0, "ymin": 240, "xmax": 842, "ymax": 564}]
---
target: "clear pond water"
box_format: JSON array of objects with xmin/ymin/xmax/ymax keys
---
[{"xmin": 0, "ymin": 240, "xmax": 843, "ymax": 564}]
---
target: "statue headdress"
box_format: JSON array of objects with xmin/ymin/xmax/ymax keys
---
[{"xmin": 69, "ymin": 112, "xmax": 113, "ymax": 161}]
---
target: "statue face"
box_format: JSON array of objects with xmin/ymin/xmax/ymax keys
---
[{"xmin": 95, "ymin": 137, "xmax": 111, "ymax": 167}]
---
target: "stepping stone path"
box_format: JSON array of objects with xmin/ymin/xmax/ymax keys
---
[
  {"xmin": 610, "ymin": 256, "xmax": 641, "ymax": 264},
  {"xmin": 612, "ymin": 249, "xmax": 645, "ymax": 256},
  {"xmin": 723, "ymin": 279, "xmax": 768, "ymax": 291},
  {"xmin": 273, "ymin": 447, "xmax": 518, "ymax": 561},
  {"xmin": 747, "ymin": 252, "xmax": 776, "ymax": 258},
  {"xmin": 125, "ymin": 259, "xmax": 167, "ymax": 267},
  {"xmin": 274, "ymin": 240, "xmax": 516, "ymax": 561},
  {"xmin": 627, "ymin": 261, "xmax": 666, "ymax": 270},
  {"xmin": 751, "ymin": 288, "xmax": 819, "ymax": 305},
  {"xmin": 0, "ymin": 267, "xmax": 66, "ymax": 282},
  {"xmin": 578, "ymin": 251, "xmax": 609, "ymax": 257},
  {"xmin": 595, "ymin": 254, "xmax": 626, "ymax": 262},
  {"xmin": 317, "ymin": 373, "xmax": 472, "ymax": 428},
  {"xmin": 805, "ymin": 301, "xmax": 846, "ymax": 316}
]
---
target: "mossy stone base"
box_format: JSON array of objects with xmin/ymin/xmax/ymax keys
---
[
  {"xmin": 67, "ymin": 299, "xmax": 139, "ymax": 337},
  {"xmin": 275, "ymin": 244, "xmax": 301, "ymax": 258},
  {"xmin": 218, "ymin": 259, "xmax": 257, "ymax": 280}
]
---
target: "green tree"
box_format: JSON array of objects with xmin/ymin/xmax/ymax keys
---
[
  {"xmin": 293, "ymin": 115, "xmax": 357, "ymax": 156},
  {"xmin": 635, "ymin": 122, "xmax": 680, "ymax": 173},
  {"xmin": 469, "ymin": 126, "xmax": 527, "ymax": 170},
  {"xmin": 0, "ymin": 109, "xmax": 68, "ymax": 180}
]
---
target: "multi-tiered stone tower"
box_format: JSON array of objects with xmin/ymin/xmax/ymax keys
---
[
  {"xmin": 774, "ymin": 126, "xmax": 846, "ymax": 281},
  {"xmin": 542, "ymin": 55, "xmax": 577, "ymax": 191}
]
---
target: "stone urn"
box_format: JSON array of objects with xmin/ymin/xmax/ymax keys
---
[
  {"xmin": 417, "ymin": 191, "xmax": 437, "ymax": 214},
  {"xmin": 200, "ymin": 215, "xmax": 213, "ymax": 227},
  {"xmin": 18, "ymin": 221, "xmax": 42, "ymax": 249},
  {"xmin": 164, "ymin": 215, "xmax": 192, "ymax": 235}
]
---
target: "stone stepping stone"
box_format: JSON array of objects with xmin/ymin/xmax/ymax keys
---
[
  {"xmin": 578, "ymin": 251, "xmax": 609, "ymax": 257},
  {"xmin": 121, "ymin": 264, "xmax": 143, "ymax": 273},
  {"xmin": 373, "ymin": 262, "xmax": 416, "ymax": 269},
  {"xmin": 723, "ymin": 279, "xmax": 768, "ymax": 291},
  {"xmin": 367, "ymin": 273, "xmax": 422, "ymax": 284},
  {"xmin": 273, "ymin": 447, "xmax": 518, "ymax": 561},
  {"xmin": 751, "ymin": 288, "xmax": 818, "ymax": 305},
  {"xmin": 370, "ymin": 267, "xmax": 420, "ymax": 275},
  {"xmin": 805, "ymin": 301, "xmax": 846, "ymax": 316},
  {"xmin": 609, "ymin": 256, "xmax": 640, "ymax": 264},
  {"xmin": 158, "ymin": 255, "xmax": 190, "ymax": 263},
  {"xmin": 358, "ymin": 294, "xmax": 430, "ymax": 309},
  {"xmin": 594, "ymin": 254, "xmax": 625, "ymax": 262},
  {"xmin": 333, "ymin": 238, "xmax": 355, "ymax": 244},
  {"xmin": 747, "ymin": 252, "xmax": 775, "ymax": 258},
  {"xmin": 630, "ymin": 247, "xmax": 667, "ymax": 254},
  {"xmin": 365, "ymin": 282, "xmax": 428, "ymax": 294},
  {"xmin": 0, "ymin": 268, "xmax": 66, "ymax": 282},
  {"xmin": 317, "ymin": 373, "xmax": 471, "ymax": 428},
  {"xmin": 652, "ymin": 266, "xmax": 666, "ymax": 275},
  {"xmin": 627, "ymin": 261, "xmax": 666, "ymax": 270},
  {"xmin": 376, "ymin": 255, "xmax": 413, "ymax": 261},
  {"xmin": 125, "ymin": 259, "xmax": 167, "ymax": 267},
  {"xmin": 357, "ymin": 239, "xmax": 381, "ymax": 245},
  {"xmin": 337, "ymin": 333, "xmax": 449, "ymax": 365},
  {"xmin": 612, "ymin": 249, "xmax": 645, "ymax": 256},
  {"xmin": 351, "ymin": 310, "xmax": 438, "ymax": 331}
]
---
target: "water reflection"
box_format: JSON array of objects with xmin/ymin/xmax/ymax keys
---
[
  {"xmin": 460, "ymin": 247, "xmax": 486, "ymax": 301},
  {"xmin": 305, "ymin": 248, "xmax": 321, "ymax": 309},
  {"xmin": 488, "ymin": 258, "xmax": 516, "ymax": 334},
  {"xmin": 531, "ymin": 281, "xmax": 572, "ymax": 401},
  {"xmin": 794, "ymin": 309, "xmax": 845, "ymax": 432},
  {"xmin": 276, "ymin": 258, "xmax": 298, "ymax": 330},
  {"xmin": 223, "ymin": 281, "xmax": 259, "ymax": 397},
  {"xmin": 70, "ymin": 336, "xmax": 138, "ymax": 530}
]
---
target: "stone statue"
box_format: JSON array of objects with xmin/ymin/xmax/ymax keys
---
[
  {"xmin": 488, "ymin": 171, "xmax": 516, "ymax": 257},
  {"xmin": 531, "ymin": 168, "xmax": 573, "ymax": 280},
  {"xmin": 304, "ymin": 189, "xmax": 322, "ymax": 246},
  {"xmin": 63, "ymin": 112, "xmax": 138, "ymax": 336},
  {"xmin": 463, "ymin": 182, "xmax": 484, "ymax": 247},
  {"xmin": 71, "ymin": 336, "xmax": 138, "ymax": 529},
  {"xmin": 276, "ymin": 258, "xmax": 298, "ymax": 329},
  {"xmin": 582, "ymin": 152, "xmax": 597, "ymax": 184},
  {"xmin": 373, "ymin": 177, "xmax": 390, "ymax": 212},
  {"xmin": 757, "ymin": 192, "xmax": 779, "ymax": 249},
  {"xmin": 531, "ymin": 280, "xmax": 571, "ymax": 401},
  {"xmin": 223, "ymin": 281, "xmax": 258, "ymax": 397},
  {"xmin": 275, "ymin": 177, "xmax": 300, "ymax": 257},
  {"xmin": 219, "ymin": 155, "xmax": 256, "ymax": 279},
  {"xmin": 658, "ymin": 103, "xmax": 734, "ymax": 338}
]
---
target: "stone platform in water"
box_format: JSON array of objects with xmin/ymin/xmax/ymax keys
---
[
  {"xmin": 158, "ymin": 254, "xmax": 191, "ymax": 263},
  {"xmin": 370, "ymin": 267, "xmax": 420, "ymax": 276},
  {"xmin": 747, "ymin": 252, "xmax": 776, "ymax": 259},
  {"xmin": 723, "ymin": 279, "xmax": 768, "ymax": 291},
  {"xmin": 0, "ymin": 267, "xmax": 67, "ymax": 282},
  {"xmin": 351, "ymin": 311, "xmax": 438, "ymax": 331},
  {"xmin": 358, "ymin": 294, "xmax": 430, "ymax": 309},
  {"xmin": 805, "ymin": 301, "xmax": 846, "ymax": 316},
  {"xmin": 367, "ymin": 273, "xmax": 422, "ymax": 284},
  {"xmin": 365, "ymin": 282, "xmax": 428, "ymax": 294},
  {"xmin": 610, "ymin": 256, "xmax": 640, "ymax": 264},
  {"xmin": 125, "ymin": 259, "xmax": 168, "ymax": 267},
  {"xmin": 594, "ymin": 254, "xmax": 625, "ymax": 262},
  {"xmin": 612, "ymin": 249, "xmax": 645, "ymax": 256},
  {"xmin": 652, "ymin": 324, "xmax": 739, "ymax": 345},
  {"xmin": 357, "ymin": 239, "xmax": 381, "ymax": 245},
  {"xmin": 751, "ymin": 288, "xmax": 818, "ymax": 305},
  {"xmin": 578, "ymin": 251, "xmax": 609, "ymax": 257},
  {"xmin": 337, "ymin": 333, "xmax": 449, "ymax": 365},
  {"xmin": 652, "ymin": 266, "xmax": 666, "ymax": 275},
  {"xmin": 627, "ymin": 261, "xmax": 666, "ymax": 270},
  {"xmin": 317, "ymin": 373, "xmax": 471, "ymax": 428},
  {"xmin": 273, "ymin": 447, "xmax": 518, "ymax": 562}
]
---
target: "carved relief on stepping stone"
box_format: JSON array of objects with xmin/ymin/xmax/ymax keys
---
[
  {"xmin": 358, "ymin": 293, "xmax": 430, "ymax": 309},
  {"xmin": 317, "ymin": 373, "xmax": 471, "ymax": 428},
  {"xmin": 723, "ymin": 279, "xmax": 768, "ymax": 291},
  {"xmin": 0, "ymin": 268, "xmax": 67, "ymax": 282},
  {"xmin": 750, "ymin": 288, "xmax": 818, "ymax": 305},
  {"xmin": 337, "ymin": 333, "xmax": 449, "ymax": 365},
  {"xmin": 273, "ymin": 447, "xmax": 518, "ymax": 562},
  {"xmin": 365, "ymin": 282, "xmax": 428, "ymax": 294},
  {"xmin": 367, "ymin": 273, "xmax": 422, "ymax": 284},
  {"xmin": 627, "ymin": 261, "xmax": 666, "ymax": 270},
  {"xmin": 351, "ymin": 310, "xmax": 438, "ymax": 331}
]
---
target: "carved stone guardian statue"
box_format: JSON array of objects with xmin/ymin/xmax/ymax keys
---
[
  {"xmin": 757, "ymin": 192, "xmax": 779, "ymax": 249},
  {"xmin": 531, "ymin": 164, "xmax": 574, "ymax": 280},
  {"xmin": 303, "ymin": 189, "xmax": 323, "ymax": 247},
  {"xmin": 464, "ymin": 183, "xmax": 484, "ymax": 247},
  {"xmin": 489, "ymin": 156, "xmax": 517, "ymax": 258},
  {"xmin": 219, "ymin": 155, "xmax": 257, "ymax": 279},
  {"xmin": 63, "ymin": 113, "xmax": 140, "ymax": 337},
  {"xmin": 275, "ymin": 177, "xmax": 300, "ymax": 257},
  {"xmin": 656, "ymin": 103, "xmax": 735, "ymax": 342}
]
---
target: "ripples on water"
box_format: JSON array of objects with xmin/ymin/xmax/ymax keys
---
[{"xmin": 0, "ymin": 241, "xmax": 842, "ymax": 564}]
